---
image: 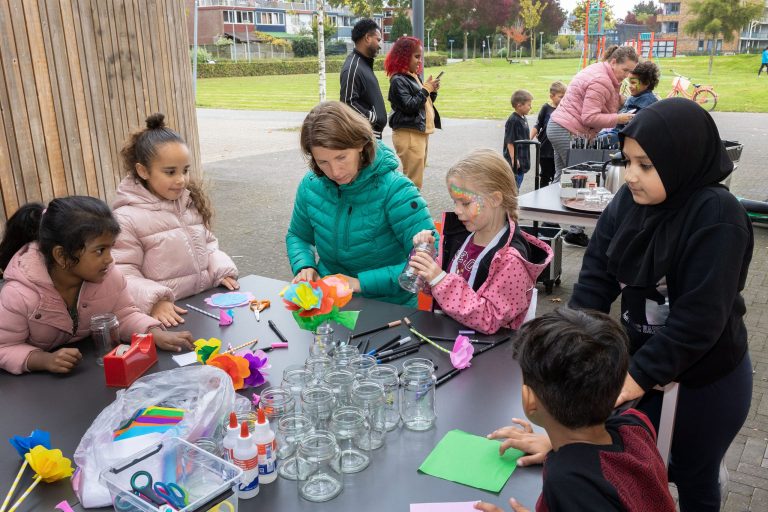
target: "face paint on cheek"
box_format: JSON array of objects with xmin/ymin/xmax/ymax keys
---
[{"xmin": 450, "ymin": 183, "xmax": 484, "ymax": 219}]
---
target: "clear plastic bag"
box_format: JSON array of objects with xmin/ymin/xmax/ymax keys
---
[{"xmin": 73, "ymin": 365, "xmax": 246, "ymax": 508}]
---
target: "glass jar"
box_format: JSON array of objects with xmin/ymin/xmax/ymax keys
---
[
  {"xmin": 398, "ymin": 241, "xmax": 436, "ymax": 293},
  {"xmin": 259, "ymin": 386, "xmax": 296, "ymax": 422},
  {"xmin": 329, "ymin": 406, "xmax": 370, "ymax": 473},
  {"xmin": 296, "ymin": 431, "xmax": 343, "ymax": 502},
  {"xmin": 350, "ymin": 380, "xmax": 386, "ymax": 450},
  {"xmin": 400, "ymin": 361, "xmax": 437, "ymax": 431},
  {"xmin": 277, "ymin": 413, "xmax": 314, "ymax": 480},
  {"xmin": 300, "ymin": 385, "xmax": 336, "ymax": 430},
  {"xmin": 89, "ymin": 313, "xmax": 120, "ymax": 366},
  {"xmin": 305, "ymin": 355, "xmax": 333, "ymax": 384},
  {"xmin": 349, "ymin": 354, "xmax": 377, "ymax": 381},
  {"xmin": 281, "ymin": 365, "xmax": 313, "ymax": 412},
  {"xmin": 367, "ymin": 364, "xmax": 400, "ymax": 431},
  {"xmin": 332, "ymin": 344, "xmax": 359, "ymax": 367},
  {"xmin": 402, "ymin": 357, "xmax": 435, "ymax": 374},
  {"xmin": 323, "ymin": 368, "xmax": 356, "ymax": 407},
  {"xmin": 311, "ymin": 322, "xmax": 335, "ymax": 356}
]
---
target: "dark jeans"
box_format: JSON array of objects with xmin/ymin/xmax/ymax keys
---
[
  {"xmin": 539, "ymin": 157, "xmax": 555, "ymax": 188},
  {"xmin": 637, "ymin": 352, "xmax": 753, "ymax": 512},
  {"xmin": 760, "ymin": 63, "xmax": 768, "ymax": 75}
]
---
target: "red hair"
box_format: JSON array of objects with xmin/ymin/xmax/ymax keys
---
[{"xmin": 384, "ymin": 36, "xmax": 422, "ymax": 77}]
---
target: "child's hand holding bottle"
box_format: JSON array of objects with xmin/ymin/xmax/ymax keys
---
[
  {"xmin": 409, "ymin": 230, "xmax": 442, "ymax": 285},
  {"xmin": 149, "ymin": 328, "xmax": 195, "ymax": 352}
]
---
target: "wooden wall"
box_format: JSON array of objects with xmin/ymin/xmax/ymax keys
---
[{"xmin": 0, "ymin": 0, "xmax": 200, "ymax": 225}]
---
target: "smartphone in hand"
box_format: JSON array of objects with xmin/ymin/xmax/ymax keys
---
[{"xmin": 435, "ymin": 71, "xmax": 445, "ymax": 80}]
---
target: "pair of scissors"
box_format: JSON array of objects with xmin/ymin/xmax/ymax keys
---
[
  {"xmin": 153, "ymin": 481, "xmax": 188, "ymax": 510},
  {"xmin": 249, "ymin": 299, "xmax": 270, "ymax": 322},
  {"xmin": 128, "ymin": 470, "xmax": 187, "ymax": 509}
]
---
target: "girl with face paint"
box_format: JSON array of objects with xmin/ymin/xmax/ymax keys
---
[
  {"xmin": 408, "ymin": 149, "xmax": 554, "ymax": 334},
  {"xmin": 568, "ymin": 98, "xmax": 754, "ymax": 511}
]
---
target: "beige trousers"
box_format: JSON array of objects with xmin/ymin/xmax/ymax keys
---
[{"xmin": 392, "ymin": 129, "xmax": 429, "ymax": 189}]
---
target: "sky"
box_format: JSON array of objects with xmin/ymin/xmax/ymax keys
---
[{"xmin": 558, "ymin": 0, "xmax": 650, "ymax": 19}]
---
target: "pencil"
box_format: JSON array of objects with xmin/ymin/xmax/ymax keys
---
[
  {"xmin": 349, "ymin": 319, "xmax": 402, "ymax": 340},
  {"xmin": 268, "ymin": 320, "xmax": 289, "ymax": 344},
  {"xmin": 377, "ymin": 345, "xmax": 419, "ymax": 363},
  {"xmin": 185, "ymin": 304, "xmax": 218, "ymax": 320}
]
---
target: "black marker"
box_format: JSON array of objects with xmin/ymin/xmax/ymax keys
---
[
  {"xmin": 268, "ymin": 320, "xmax": 289, "ymax": 344},
  {"xmin": 377, "ymin": 346, "xmax": 419, "ymax": 363},
  {"xmin": 369, "ymin": 334, "xmax": 404, "ymax": 356}
]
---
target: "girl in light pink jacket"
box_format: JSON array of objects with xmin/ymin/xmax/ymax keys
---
[
  {"xmin": 113, "ymin": 114, "xmax": 239, "ymax": 327},
  {"xmin": 0, "ymin": 197, "xmax": 195, "ymax": 375},
  {"xmin": 408, "ymin": 149, "xmax": 554, "ymax": 334}
]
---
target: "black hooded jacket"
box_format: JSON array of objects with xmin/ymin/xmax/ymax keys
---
[
  {"xmin": 340, "ymin": 49, "xmax": 387, "ymax": 139},
  {"xmin": 570, "ymin": 98, "xmax": 754, "ymax": 389}
]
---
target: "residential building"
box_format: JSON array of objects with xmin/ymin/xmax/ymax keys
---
[
  {"xmin": 739, "ymin": 0, "xmax": 768, "ymax": 53},
  {"xmin": 657, "ymin": 0, "xmax": 739, "ymax": 54}
]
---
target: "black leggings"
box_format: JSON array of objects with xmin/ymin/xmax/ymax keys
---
[
  {"xmin": 637, "ymin": 353, "xmax": 752, "ymax": 512},
  {"xmin": 759, "ymin": 63, "xmax": 768, "ymax": 75}
]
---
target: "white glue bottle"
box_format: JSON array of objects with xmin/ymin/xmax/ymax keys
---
[
  {"xmin": 232, "ymin": 421, "xmax": 259, "ymax": 499},
  {"xmin": 254, "ymin": 408, "xmax": 277, "ymax": 484},
  {"xmin": 222, "ymin": 412, "xmax": 239, "ymax": 461}
]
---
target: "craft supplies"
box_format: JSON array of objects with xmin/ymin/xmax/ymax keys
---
[
  {"xmin": 232, "ymin": 422, "xmax": 260, "ymax": 499},
  {"xmin": 351, "ymin": 380, "xmax": 387, "ymax": 450},
  {"xmin": 418, "ymin": 429, "xmax": 523, "ymax": 492},
  {"xmin": 249, "ymin": 300, "xmax": 270, "ymax": 322},
  {"xmin": 349, "ymin": 319, "xmax": 402, "ymax": 340},
  {"xmin": 221, "ymin": 339, "xmax": 260, "ymax": 355},
  {"xmin": 330, "ymin": 407, "xmax": 371, "ymax": 473},
  {"xmin": 367, "ymin": 365, "xmax": 400, "ymax": 431},
  {"xmin": 185, "ymin": 304, "xmax": 218, "ymax": 320},
  {"xmin": 2, "ymin": 431, "xmax": 51, "ymax": 512},
  {"xmin": 253, "ymin": 409, "xmax": 277, "ymax": 484},
  {"xmin": 296, "ymin": 432, "xmax": 343, "ymax": 502},
  {"xmin": 268, "ymin": 320, "xmax": 289, "ymax": 344},
  {"xmin": 276, "ymin": 414, "xmax": 314, "ymax": 480},
  {"xmin": 223, "ymin": 412, "xmax": 239, "ymax": 461},
  {"xmin": 434, "ymin": 336, "xmax": 512, "ymax": 388},
  {"xmin": 90, "ymin": 313, "xmax": 120, "ymax": 366},
  {"xmin": 219, "ymin": 309, "xmax": 234, "ymax": 326},
  {"xmin": 205, "ymin": 291, "xmax": 256, "ymax": 309},
  {"xmin": 281, "ymin": 275, "xmax": 359, "ymax": 331},
  {"xmin": 400, "ymin": 361, "xmax": 437, "ymax": 431},
  {"xmin": 367, "ymin": 334, "xmax": 401, "ymax": 356},
  {"xmin": 377, "ymin": 346, "xmax": 419, "ymax": 363},
  {"xmin": 103, "ymin": 333, "xmax": 158, "ymax": 387},
  {"xmin": 113, "ymin": 406, "xmax": 184, "ymax": 441},
  {"xmin": 6, "ymin": 446, "xmax": 73, "ymax": 512},
  {"xmin": 270, "ymin": 342, "xmax": 289, "ymax": 349}
]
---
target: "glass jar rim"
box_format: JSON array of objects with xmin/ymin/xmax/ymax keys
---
[
  {"xmin": 298, "ymin": 430, "xmax": 339, "ymax": 458},
  {"xmin": 278, "ymin": 413, "xmax": 313, "ymax": 433}
]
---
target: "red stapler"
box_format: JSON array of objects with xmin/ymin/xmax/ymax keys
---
[{"xmin": 103, "ymin": 333, "xmax": 158, "ymax": 387}]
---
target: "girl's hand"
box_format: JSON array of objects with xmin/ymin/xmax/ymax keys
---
[
  {"xmin": 474, "ymin": 498, "xmax": 530, "ymax": 512},
  {"xmin": 337, "ymin": 275, "xmax": 361, "ymax": 293},
  {"xmin": 409, "ymin": 251, "xmax": 442, "ymax": 284},
  {"xmin": 412, "ymin": 229, "xmax": 435, "ymax": 247},
  {"xmin": 220, "ymin": 276, "xmax": 240, "ymax": 290},
  {"xmin": 617, "ymin": 112, "xmax": 635, "ymax": 124},
  {"xmin": 27, "ymin": 348, "xmax": 82, "ymax": 373},
  {"xmin": 615, "ymin": 373, "xmax": 645, "ymax": 407},
  {"xmin": 151, "ymin": 300, "xmax": 187, "ymax": 327},
  {"xmin": 293, "ymin": 268, "xmax": 319, "ymax": 283},
  {"xmin": 150, "ymin": 328, "xmax": 195, "ymax": 353},
  {"xmin": 487, "ymin": 418, "xmax": 552, "ymax": 467}
]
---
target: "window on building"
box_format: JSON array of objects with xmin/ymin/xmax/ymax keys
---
[
  {"xmin": 698, "ymin": 39, "xmax": 704, "ymax": 51},
  {"xmin": 256, "ymin": 11, "xmax": 285, "ymax": 25},
  {"xmin": 667, "ymin": 21, "xmax": 678, "ymax": 33},
  {"xmin": 383, "ymin": 25, "xmax": 392, "ymax": 34},
  {"xmin": 665, "ymin": 3, "xmax": 680, "ymax": 15},
  {"xmin": 223, "ymin": 10, "xmax": 253, "ymax": 24}
]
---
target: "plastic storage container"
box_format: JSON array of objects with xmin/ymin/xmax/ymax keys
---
[{"xmin": 101, "ymin": 437, "xmax": 242, "ymax": 512}]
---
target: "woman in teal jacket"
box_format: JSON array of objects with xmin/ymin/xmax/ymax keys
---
[{"xmin": 287, "ymin": 101, "xmax": 436, "ymax": 305}]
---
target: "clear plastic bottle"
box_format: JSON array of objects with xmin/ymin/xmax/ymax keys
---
[
  {"xmin": 253, "ymin": 408, "xmax": 277, "ymax": 484},
  {"xmin": 232, "ymin": 422, "xmax": 259, "ymax": 499},
  {"xmin": 222, "ymin": 412, "xmax": 239, "ymax": 461}
]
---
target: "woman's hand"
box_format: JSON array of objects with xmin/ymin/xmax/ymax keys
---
[
  {"xmin": 337, "ymin": 275, "xmax": 362, "ymax": 293},
  {"xmin": 150, "ymin": 300, "xmax": 187, "ymax": 327},
  {"xmin": 423, "ymin": 76, "xmax": 438, "ymax": 94},
  {"xmin": 27, "ymin": 348, "xmax": 82, "ymax": 373},
  {"xmin": 474, "ymin": 498, "xmax": 530, "ymax": 512},
  {"xmin": 412, "ymin": 229, "xmax": 435, "ymax": 247},
  {"xmin": 615, "ymin": 373, "xmax": 645, "ymax": 407},
  {"xmin": 487, "ymin": 418, "xmax": 552, "ymax": 467},
  {"xmin": 150, "ymin": 328, "xmax": 195, "ymax": 353},
  {"xmin": 409, "ymin": 251, "xmax": 442, "ymax": 284},
  {"xmin": 292, "ymin": 268, "xmax": 319, "ymax": 283},
  {"xmin": 220, "ymin": 276, "xmax": 240, "ymax": 290},
  {"xmin": 617, "ymin": 112, "xmax": 635, "ymax": 124}
]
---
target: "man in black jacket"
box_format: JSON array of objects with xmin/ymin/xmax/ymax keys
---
[{"xmin": 340, "ymin": 19, "xmax": 387, "ymax": 139}]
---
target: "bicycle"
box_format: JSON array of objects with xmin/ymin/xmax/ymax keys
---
[{"xmin": 666, "ymin": 70, "xmax": 718, "ymax": 111}]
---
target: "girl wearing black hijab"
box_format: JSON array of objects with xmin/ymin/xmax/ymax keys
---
[{"xmin": 570, "ymin": 98, "xmax": 754, "ymax": 511}]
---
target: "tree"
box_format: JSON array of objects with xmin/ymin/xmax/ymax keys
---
[
  {"xmin": 519, "ymin": 0, "xmax": 546, "ymax": 61},
  {"xmin": 502, "ymin": 21, "xmax": 529, "ymax": 58},
  {"xmin": 685, "ymin": 0, "xmax": 762, "ymax": 74},
  {"xmin": 632, "ymin": 1, "xmax": 658, "ymax": 16},
  {"xmin": 312, "ymin": 14, "xmax": 337, "ymax": 44},
  {"xmin": 539, "ymin": 0, "xmax": 567, "ymax": 36},
  {"xmin": 391, "ymin": 11, "xmax": 413, "ymax": 38},
  {"xmin": 571, "ymin": 0, "xmax": 615, "ymax": 33},
  {"xmin": 329, "ymin": 0, "xmax": 409, "ymax": 17}
]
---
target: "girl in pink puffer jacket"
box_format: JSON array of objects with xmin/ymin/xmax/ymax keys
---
[
  {"xmin": 0, "ymin": 197, "xmax": 195, "ymax": 375},
  {"xmin": 113, "ymin": 114, "xmax": 239, "ymax": 327}
]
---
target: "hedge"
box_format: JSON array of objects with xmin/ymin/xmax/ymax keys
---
[{"xmin": 197, "ymin": 54, "xmax": 448, "ymax": 78}]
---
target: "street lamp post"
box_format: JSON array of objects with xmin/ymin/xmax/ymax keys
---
[
  {"xmin": 539, "ymin": 31, "xmax": 544, "ymax": 60},
  {"xmin": 427, "ymin": 28, "xmax": 432, "ymax": 53},
  {"xmin": 485, "ymin": 35, "xmax": 490, "ymax": 59},
  {"xmin": 449, "ymin": 39, "xmax": 454, "ymax": 59}
]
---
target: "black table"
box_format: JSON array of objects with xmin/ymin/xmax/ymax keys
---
[{"xmin": 0, "ymin": 275, "xmax": 542, "ymax": 511}]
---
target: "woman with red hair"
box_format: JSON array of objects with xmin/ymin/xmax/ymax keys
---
[{"xmin": 385, "ymin": 36, "xmax": 441, "ymax": 189}]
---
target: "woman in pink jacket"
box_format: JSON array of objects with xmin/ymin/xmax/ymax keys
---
[
  {"xmin": 0, "ymin": 197, "xmax": 195, "ymax": 375},
  {"xmin": 113, "ymin": 114, "xmax": 239, "ymax": 327},
  {"xmin": 408, "ymin": 149, "xmax": 554, "ymax": 334},
  {"xmin": 547, "ymin": 45, "xmax": 639, "ymax": 247}
]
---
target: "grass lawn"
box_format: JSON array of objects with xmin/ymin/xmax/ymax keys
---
[{"xmin": 196, "ymin": 54, "xmax": 766, "ymax": 118}]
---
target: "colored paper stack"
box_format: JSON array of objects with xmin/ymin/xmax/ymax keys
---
[{"xmin": 113, "ymin": 406, "xmax": 185, "ymax": 441}]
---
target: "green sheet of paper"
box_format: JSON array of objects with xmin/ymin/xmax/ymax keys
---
[{"xmin": 418, "ymin": 429, "xmax": 524, "ymax": 493}]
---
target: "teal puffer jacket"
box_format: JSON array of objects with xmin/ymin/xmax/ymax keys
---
[{"xmin": 286, "ymin": 141, "xmax": 436, "ymax": 305}]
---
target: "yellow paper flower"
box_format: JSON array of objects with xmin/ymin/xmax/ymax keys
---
[
  {"xmin": 25, "ymin": 446, "xmax": 73, "ymax": 483},
  {"xmin": 194, "ymin": 337, "xmax": 222, "ymax": 364}
]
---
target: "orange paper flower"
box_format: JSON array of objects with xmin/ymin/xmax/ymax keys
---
[
  {"xmin": 207, "ymin": 353, "xmax": 251, "ymax": 390},
  {"xmin": 321, "ymin": 274, "xmax": 353, "ymax": 308}
]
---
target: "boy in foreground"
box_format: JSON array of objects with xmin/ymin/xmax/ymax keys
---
[{"xmin": 475, "ymin": 308, "xmax": 675, "ymax": 512}]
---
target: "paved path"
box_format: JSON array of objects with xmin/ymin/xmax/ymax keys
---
[{"xmin": 199, "ymin": 108, "xmax": 768, "ymax": 511}]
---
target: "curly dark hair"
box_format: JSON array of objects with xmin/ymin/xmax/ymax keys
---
[
  {"xmin": 384, "ymin": 36, "xmax": 422, "ymax": 77},
  {"xmin": 351, "ymin": 18, "xmax": 379, "ymax": 43},
  {"xmin": 631, "ymin": 61, "xmax": 661, "ymax": 91}
]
